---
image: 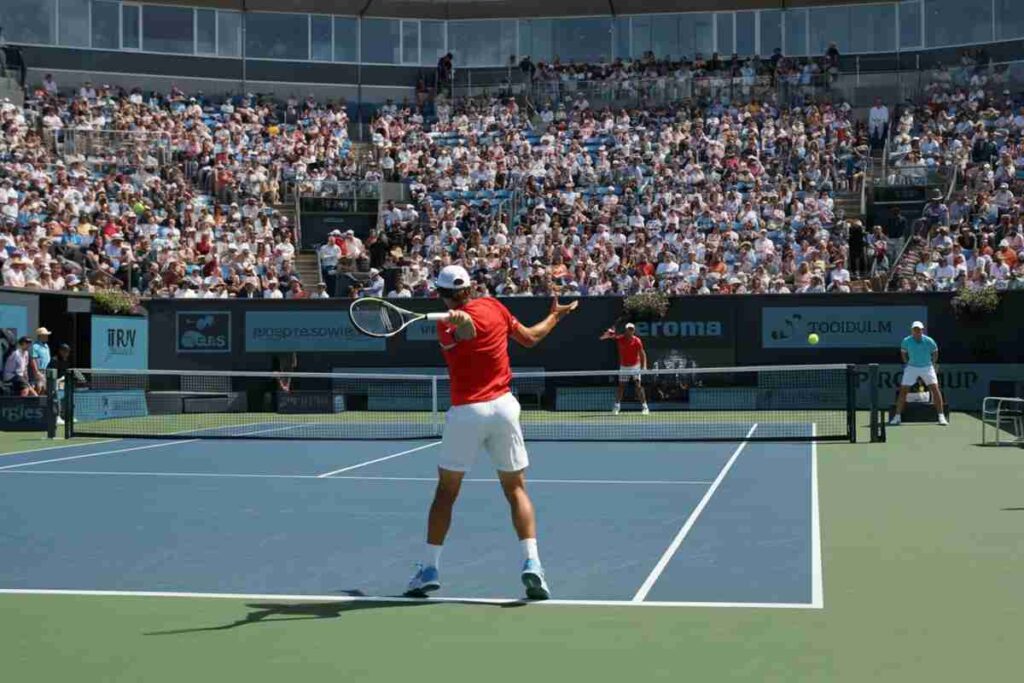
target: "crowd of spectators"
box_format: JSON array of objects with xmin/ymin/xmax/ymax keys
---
[
  {"xmin": 5, "ymin": 49, "xmax": 1022, "ymax": 300},
  {"xmin": 887, "ymin": 54, "xmax": 1024, "ymax": 292},
  {"xmin": 362, "ymin": 79, "xmax": 873, "ymax": 298},
  {"xmin": 1, "ymin": 77, "xmax": 365, "ymax": 298},
  {"xmin": 522, "ymin": 46, "xmax": 842, "ymax": 106}
]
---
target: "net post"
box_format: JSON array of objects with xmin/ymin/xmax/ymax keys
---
[
  {"xmin": 846, "ymin": 364, "xmax": 857, "ymax": 443},
  {"xmin": 868, "ymin": 363, "xmax": 880, "ymax": 443},
  {"xmin": 45, "ymin": 368, "xmax": 58, "ymax": 439},
  {"xmin": 431, "ymin": 376, "xmax": 439, "ymax": 436},
  {"xmin": 64, "ymin": 370, "xmax": 74, "ymax": 439}
]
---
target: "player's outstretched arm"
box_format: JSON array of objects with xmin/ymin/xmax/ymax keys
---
[
  {"xmin": 512, "ymin": 298, "xmax": 578, "ymax": 348},
  {"xmin": 599, "ymin": 327, "xmax": 616, "ymax": 340}
]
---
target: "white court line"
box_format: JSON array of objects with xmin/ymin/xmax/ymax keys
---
[
  {"xmin": 0, "ymin": 438, "xmax": 121, "ymax": 460},
  {"xmin": 317, "ymin": 441, "xmax": 441, "ymax": 478},
  {"xmin": 0, "ymin": 587, "xmax": 818, "ymax": 610},
  {"xmin": 0, "ymin": 423, "xmax": 303, "ymax": 472},
  {"xmin": 0, "ymin": 469, "xmax": 712, "ymax": 485},
  {"xmin": 0, "ymin": 440, "xmax": 200, "ymax": 471},
  {"xmin": 631, "ymin": 424, "xmax": 759, "ymax": 602},
  {"xmin": 810, "ymin": 423, "xmax": 824, "ymax": 609}
]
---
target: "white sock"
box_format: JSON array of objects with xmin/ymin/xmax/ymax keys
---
[
  {"xmin": 426, "ymin": 543, "xmax": 443, "ymax": 569},
  {"xmin": 520, "ymin": 538, "xmax": 540, "ymax": 563}
]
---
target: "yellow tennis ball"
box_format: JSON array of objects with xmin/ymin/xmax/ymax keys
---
[{"xmin": 808, "ymin": 333, "xmax": 820, "ymax": 345}]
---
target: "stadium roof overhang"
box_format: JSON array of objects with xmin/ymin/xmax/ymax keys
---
[{"xmin": 145, "ymin": 0, "xmax": 894, "ymax": 20}]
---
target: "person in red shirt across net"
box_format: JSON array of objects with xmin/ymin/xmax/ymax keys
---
[
  {"xmin": 406, "ymin": 265, "xmax": 577, "ymax": 601},
  {"xmin": 600, "ymin": 322, "xmax": 649, "ymax": 415}
]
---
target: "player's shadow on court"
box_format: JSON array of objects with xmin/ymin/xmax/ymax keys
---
[{"xmin": 144, "ymin": 590, "xmax": 526, "ymax": 636}]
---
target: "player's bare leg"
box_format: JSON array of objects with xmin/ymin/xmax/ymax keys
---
[
  {"xmin": 613, "ymin": 380, "xmax": 626, "ymax": 414},
  {"xmin": 634, "ymin": 378, "xmax": 650, "ymax": 414},
  {"xmin": 407, "ymin": 468, "xmax": 464, "ymax": 596},
  {"xmin": 428, "ymin": 468, "xmax": 465, "ymax": 545},
  {"xmin": 498, "ymin": 469, "xmax": 549, "ymax": 599},
  {"xmin": 927, "ymin": 382, "xmax": 948, "ymax": 425},
  {"xmin": 890, "ymin": 385, "xmax": 910, "ymax": 425}
]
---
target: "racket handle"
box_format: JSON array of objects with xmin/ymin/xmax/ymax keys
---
[{"xmin": 425, "ymin": 312, "xmax": 450, "ymax": 321}]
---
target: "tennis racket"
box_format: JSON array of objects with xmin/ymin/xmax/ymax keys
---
[{"xmin": 349, "ymin": 297, "xmax": 450, "ymax": 338}]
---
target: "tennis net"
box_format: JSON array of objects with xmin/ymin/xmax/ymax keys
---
[{"xmin": 64, "ymin": 364, "xmax": 864, "ymax": 443}]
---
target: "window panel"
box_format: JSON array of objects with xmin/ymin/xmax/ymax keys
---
[
  {"xmin": 808, "ymin": 6, "xmax": 850, "ymax": 55},
  {"xmin": 361, "ymin": 18, "xmax": 400, "ymax": 64},
  {"xmin": 736, "ymin": 11, "xmax": 755, "ymax": 56},
  {"xmin": 784, "ymin": 8, "xmax": 808, "ymax": 56},
  {"xmin": 631, "ymin": 15, "xmax": 652, "ymax": 58},
  {"xmin": 91, "ymin": 1, "xmax": 119, "ymax": 50},
  {"xmin": 333, "ymin": 17, "xmax": 358, "ymax": 62},
  {"xmin": 849, "ymin": 4, "xmax": 896, "ymax": 53},
  {"xmin": 401, "ymin": 20, "xmax": 419, "ymax": 65},
  {"xmin": 759, "ymin": 9, "xmax": 783, "ymax": 57},
  {"xmin": 651, "ymin": 16, "xmax": 679, "ymax": 59},
  {"xmin": 311, "ymin": 15, "xmax": 332, "ymax": 62},
  {"xmin": 996, "ymin": 0, "xmax": 1024, "ymax": 40},
  {"xmin": 142, "ymin": 5, "xmax": 194, "ymax": 54},
  {"xmin": 925, "ymin": 0, "xmax": 992, "ymax": 47},
  {"xmin": 448, "ymin": 19, "xmax": 515, "ymax": 67},
  {"xmin": 217, "ymin": 11, "xmax": 240, "ymax": 57},
  {"xmin": 716, "ymin": 13, "xmax": 734, "ymax": 56},
  {"xmin": 614, "ymin": 16, "xmax": 630, "ymax": 61},
  {"xmin": 550, "ymin": 18, "xmax": 611, "ymax": 63},
  {"xmin": 421, "ymin": 20, "xmax": 445, "ymax": 66},
  {"xmin": 122, "ymin": 4, "xmax": 140, "ymax": 50},
  {"xmin": 58, "ymin": 0, "xmax": 90, "ymax": 48},
  {"xmin": 679, "ymin": 13, "xmax": 713, "ymax": 58},
  {"xmin": 0, "ymin": 0, "xmax": 56, "ymax": 45},
  {"xmin": 899, "ymin": 0, "xmax": 922, "ymax": 48},
  {"xmin": 196, "ymin": 8, "xmax": 216, "ymax": 55},
  {"xmin": 246, "ymin": 12, "xmax": 309, "ymax": 60}
]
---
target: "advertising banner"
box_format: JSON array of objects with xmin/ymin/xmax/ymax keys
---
[
  {"xmin": 0, "ymin": 396, "xmax": 49, "ymax": 431},
  {"xmin": 73, "ymin": 390, "xmax": 150, "ymax": 422},
  {"xmin": 762, "ymin": 306, "xmax": 927, "ymax": 349},
  {"xmin": 176, "ymin": 312, "xmax": 232, "ymax": 353},
  {"xmin": 853, "ymin": 364, "xmax": 1024, "ymax": 410},
  {"xmin": 91, "ymin": 316, "xmax": 149, "ymax": 369},
  {"xmin": 244, "ymin": 311, "xmax": 384, "ymax": 352}
]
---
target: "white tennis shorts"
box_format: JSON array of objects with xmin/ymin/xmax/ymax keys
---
[
  {"xmin": 901, "ymin": 365, "xmax": 939, "ymax": 387},
  {"xmin": 619, "ymin": 364, "xmax": 642, "ymax": 382},
  {"xmin": 439, "ymin": 392, "xmax": 529, "ymax": 473}
]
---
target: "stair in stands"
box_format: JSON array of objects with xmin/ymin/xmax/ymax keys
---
[
  {"xmin": 294, "ymin": 251, "xmax": 322, "ymax": 287},
  {"xmin": 833, "ymin": 190, "xmax": 864, "ymax": 223}
]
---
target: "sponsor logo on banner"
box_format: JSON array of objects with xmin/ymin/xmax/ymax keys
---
[
  {"xmin": 74, "ymin": 390, "xmax": 150, "ymax": 422},
  {"xmin": 0, "ymin": 396, "xmax": 49, "ymax": 431},
  {"xmin": 406, "ymin": 320, "xmax": 438, "ymax": 341},
  {"xmin": 245, "ymin": 311, "xmax": 384, "ymax": 352},
  {"xmin": 91, "ymin": 316, "xmax": 149, "ymax": 369},
  {"xmin": 762, "ymin": 306, "xmax": 927, "ymax": 348},
  {"xmin": 632, "ymin": 320, "xmax": 724, "ymax": 338},
  {"xmin": 177, "ymin": 312, "xmax": 231, "ymax": 353}
]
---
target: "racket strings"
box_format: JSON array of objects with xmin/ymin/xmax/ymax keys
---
[{"xmin": 351, "ymin": 299, "xmax": 415, "ymax": 337}]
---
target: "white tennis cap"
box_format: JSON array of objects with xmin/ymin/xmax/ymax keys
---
[
  {"xmin": 911, "ymin": 321, "xmax": 925, "ymax": 329},
  {"xmin": 625, "ymin": 322, "xmax": 636, "ymax": 330},
  {"xmin": 435, "ymin": 265, "xmax": 471, "ymax": 290}
]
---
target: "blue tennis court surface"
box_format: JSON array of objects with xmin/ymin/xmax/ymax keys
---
[{"xmin": 0, "ymin": 428, "xmax": 823, "ymax": 608}]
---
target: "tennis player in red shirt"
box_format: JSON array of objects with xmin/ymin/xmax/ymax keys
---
[
  {"xmin": 406, "ymin": 265, "xmax": 577, "ymax": 600},
  {"xmin": 600, "ymin": 322, "xmax": 649, "ymax": 415}
]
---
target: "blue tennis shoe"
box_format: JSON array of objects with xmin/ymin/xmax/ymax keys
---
[
  {"xmin": 405, "ymin": 564, "xmax": 440, "ymax": 597},
  {"xmin": 521, "ymin": 559, "xmax": 551, "ymax": 600}
]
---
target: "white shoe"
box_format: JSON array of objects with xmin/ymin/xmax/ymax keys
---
[
  {"xmin": 888, "ymin": 414, "xmax": 901, "ymax": 426},
  {"xmin": 641, "ymin": 405, "xmax": 650, "ymax": 415},
  {"xmin": 56, "ymin": 416, "xmax": 65, "ymax": 426},
  {"xmin": 612, "ymin": 404, "xmax": 620, "ymax": 415},
  {"xmin": 938, "ymin": 414, "xmax": 948, "ymax": 426}
]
